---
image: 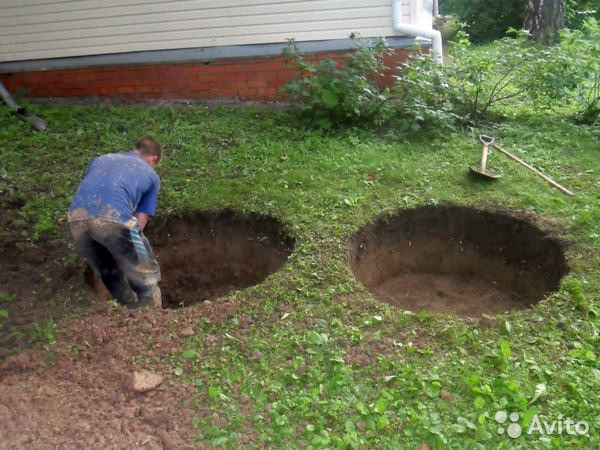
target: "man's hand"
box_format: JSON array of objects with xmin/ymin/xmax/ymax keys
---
[{"xmin": 134, "ymin": 212, "xmax": 151, "ymax": 231}]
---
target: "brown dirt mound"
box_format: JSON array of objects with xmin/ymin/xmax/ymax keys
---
[
  {"xmin": 349, "ymin": 205, "xmax": 568, "ymax": 317},
  {"xmin": 0, "ymin": 301, "xmax": 242, "ymax": 448},
  {"xmin": 96, "ymin": 210, "xmax": 294, "ymax": 308},
  {"xmin": 0, "ymin": 207, "xmax": 91, "ymax": 356}
]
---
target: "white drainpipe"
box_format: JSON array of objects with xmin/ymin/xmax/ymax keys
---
[{"xmin": 392, "ymin": 0, "xmax": 443, "ymax": 64}]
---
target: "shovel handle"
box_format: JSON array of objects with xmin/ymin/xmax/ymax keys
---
[
  {"xmin": 478, "ymin": 135, "xmax": 495, "ymax": 171},
  {"xmin": 491, "ymin": 143, "xmax": 574, "ymax": 197},
  {"xmin": 480, "ymin": 142, "xmax": 489, "ymax": 171}
]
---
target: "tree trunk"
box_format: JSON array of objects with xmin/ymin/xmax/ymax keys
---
[{"xmin": 524, "ymin": 0, "xmax": 565, "ymax": 45}]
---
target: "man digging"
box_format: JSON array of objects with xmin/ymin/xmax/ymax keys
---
[{"xmin": 68, "ymin": 137, "xmax": 163, "ymax": 308}]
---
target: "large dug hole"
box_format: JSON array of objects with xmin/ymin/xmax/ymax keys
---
[
  {"xmin": 349, "ymin": 206, "xmax": 568, "ymax": 317},
  {"xmin": 148, "ymin": 210, "xmax": 294, "ymax": 307}
]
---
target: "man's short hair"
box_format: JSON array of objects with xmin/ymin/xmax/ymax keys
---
[{"xmin": 135, "ymin": 137, "xmax": 163, "ymax": 164}]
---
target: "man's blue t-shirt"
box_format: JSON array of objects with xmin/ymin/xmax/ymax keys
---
[{"xmin": 69, "ymin": 152, "xmax": 160, "ymax": 223}]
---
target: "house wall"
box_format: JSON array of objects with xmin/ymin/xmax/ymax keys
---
[
  {"xmin": 0, "ymin": 47, "xmax": 413, "ymax": 101},
  {"xmin": 1, "ymin": 0, "xmax": 411, "ymax": 62},
  {"xmin": 0, "ymin": 0, "xmax": 420, "ymax": 101}
]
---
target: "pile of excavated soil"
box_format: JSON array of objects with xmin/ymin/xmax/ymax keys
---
[
  {"xmin": 0, "ymin": 207, "xmax": 90, "ymax": 356},
  {"xmin": 349, "ymin": 206, "xmax": 568, "ymax": 317},
  {"xmin": 0, "ymin": 301, "xmax": 242, "ymax": 448}
]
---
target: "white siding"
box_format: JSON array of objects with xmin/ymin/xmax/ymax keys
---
[{"xmin": 0, "ymin": 0, "xmax": 412, "ymax": 62}]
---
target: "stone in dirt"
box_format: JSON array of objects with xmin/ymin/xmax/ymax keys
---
[
  {"xmin": 479, "ymin": 313, "xmax": 498, "ymax": 327},
  {"xmin": 159, "ymin": 430, "xmax": 187, "ymax": 450},
  {"xmin": 132, "ymin": 370, "xmax": 164, "ymax": 392},
  {"xmin": 179, "ymin": 326, "xmax": 195, "ymax": 337}
]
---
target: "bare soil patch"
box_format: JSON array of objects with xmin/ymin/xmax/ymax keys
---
[
  {"xmin": 1, "ymin": 206, "xmax": 243, "ymax": 447},
  {"xmin": 0, "ymin": 302, "xmax": 241, "ymax": 448},
  {"xmin": 349, "ymin": 205, "xmax": 568, "ymax": 317},
  {"xmin": 0, "ymin": 207, "xmax": 92, "ymax": 356}
]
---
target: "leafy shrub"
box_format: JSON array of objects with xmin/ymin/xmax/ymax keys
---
[
  {"xmin": 284, "ymin": 25, "xmax": 599, "ymax": 131},
  {"xmin": 440, "ymin": 0, "xmax": 526, "ymax": 42},
  {"xmin": 560, "ymin": 18, "xmax": 600, "ymax": 124},
  {"xmin": 282, "ymin": 36, "xmax": 391, "ymax": 129},
  {"xmin": 386, "ymin": 50, "xmax": 463, "ymax": 133},
  {"xmin": 566, "ymin": 0, "xmax": 600, "ymax": 29},
  {"xmin": 441, "ymin": 0, "xmax": 599, "ymax": 41},
  {"xmin": 394, "ymin": 30, "xmax": 569, "ymax": 124},
  {"xmin": 396, "ymin": 24, "xmax": 600, "ymax": 125}
]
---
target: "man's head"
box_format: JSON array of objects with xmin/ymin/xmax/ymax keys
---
[{"xmin": 134, "ymin": 137, "xmax": 163, "ymax": 168}]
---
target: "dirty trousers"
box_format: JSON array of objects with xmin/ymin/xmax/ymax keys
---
[{"xmin": 69, "ymin": 218, "xmax": 161, "ymax": 308}]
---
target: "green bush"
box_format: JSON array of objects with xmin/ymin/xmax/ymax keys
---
[
  {"xmin": 441, "ymin": 0, "xmax": 599, "ymax": 41},
  {"xmin": 284, "ymin": 25, "xmax": 599, "ymax": 131},
  {"xmin": 566, "ymin": 0, "xmax": 600, "ymax": 29},
  {"xmin": 386, "ymin": 50, "xmax": 462, "ymax": 133},
  {"xmin": 560, "ymin": 18, "xmax": 600, "ymax": 123},
  {"xmin": 396, "ymin": 23, "xmax": 600, "ymax": 125},
  {"xmin": 440, "ymin": 0, "xmax": 526, "ymax": 42},
  {"xmin": 394, "ymin": 30, "xmax": 569, "ymax": 124},
  {"xmin": 282, "ymin": 36, "xmax": 391, "ymax": 129}
]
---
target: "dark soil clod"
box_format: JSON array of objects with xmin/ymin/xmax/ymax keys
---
[{"xmin": 349, "ymin": 205, "xmax": 568, "ymax": 318}]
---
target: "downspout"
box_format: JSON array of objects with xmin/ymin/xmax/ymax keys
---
[{"xmin": 392, "ymin": 0, "xmax": 443, "ymax": 64}]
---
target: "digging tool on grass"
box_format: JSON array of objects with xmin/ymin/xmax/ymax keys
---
[
  {"xmin": 470, "ymin": 135, "xmax": 501, "ymax": 179},
  {"xmin": 490, "ymin": 141, "xmax": 575, "ymax": 197},
  {"xmin": 0, "ymin": 81, "xmax": 47, "ymax": 132}
]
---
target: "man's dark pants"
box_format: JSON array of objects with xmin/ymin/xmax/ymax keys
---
[{"xmin": 69, "ymin": 218, "xmax": 161, "ymax": 308}]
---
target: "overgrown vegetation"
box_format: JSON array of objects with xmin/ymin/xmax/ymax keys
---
[
  {"xmin": 560, "ymin": 18, "xmax": 600, "ymax": 124},
  {"xmin": 2, "ymin": 14, "xmax": 600, "ymax": 447},
  {"xmin": 284, "ymin": 19, "xmax": 600, "ymax": 131},
  {"xmin": 283, "ymin": 36, "xmax": 391, "ymax": 129},
  {"xmin": 566, "ymin": 0, "xmax": 599, "ymax": 28},
  {"xmin": 393, "ymin": 30, "xmax": 563, "ymax": 125},
  {"xmin": 1, "ymin": 92, "xmax": 599, "ymax": 447},
  {"xmin": 440, "ymin": 0, "xmax": 526, "ymax": 42},
  {"xmin": 440, "ymin": 0, "xmax": 599, "ymax": 42}
]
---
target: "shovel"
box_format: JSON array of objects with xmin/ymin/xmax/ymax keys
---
[
  {"xmin": 491, "ymin": 141, "xmax": 574, "ymax": 196},
  {"xmin": 0, "ymin": 81, "xmax": 47, "ymax": 132},
  {"xmin": 470, "ymin": 135, "xmax": 501, "ymax": 179}
]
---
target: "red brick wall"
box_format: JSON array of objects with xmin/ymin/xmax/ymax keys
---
[{"xmin": 0, "ymin": 48, "xmax": 411, "ymax": 101}]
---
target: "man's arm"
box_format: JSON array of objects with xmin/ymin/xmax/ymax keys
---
[
  {"xmin": 134, "ymin": 212, "xmax": 150, "ymax": 231},
  {"xmin": 134, "ymin": 175, "xmax": 160, "ymax": 232}
]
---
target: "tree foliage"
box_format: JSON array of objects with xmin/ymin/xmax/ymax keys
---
[
  {"xmin": 439, "ymin": 0, "xmax": 527, "ymax": 42},
  {"xmin": 565, "ymin": 0, "xmax": 600, "ymax": 29},
  {"xmin": 440, "ymin": 0, "xmax": 597, "ymax": 42},
  {"xmin": 560, "ymin": 18, "xmax": 600, "ymax": 123}
]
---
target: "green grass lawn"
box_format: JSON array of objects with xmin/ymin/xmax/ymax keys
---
[{"xmin": 1, "ymin": 103, "xmax": 598, "ymax": 448}]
